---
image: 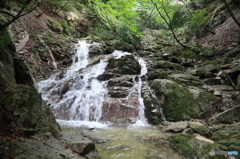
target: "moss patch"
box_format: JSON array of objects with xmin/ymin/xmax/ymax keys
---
[{"xmin": 172, "ymin": 134, "xmax": 223, "ymax": 159}]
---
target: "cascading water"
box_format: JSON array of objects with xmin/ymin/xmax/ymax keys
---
[
  {"xmin": 38, "ymin": 41, "xmax": 181, "ymax": 159},
  {"xmin": 38, "ymin": 40, "xmax": 149, "ymax": 126},
  {"xmin": 131, "ymin": 57, "xmax": 148, "ymax": 126}
]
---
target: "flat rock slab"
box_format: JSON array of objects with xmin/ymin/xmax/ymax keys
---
[
  {"xmin": 166, "ymin": 121, "xmax": 188, "ymax": 132},
  {"xmin": 62, "ymin": 132, "xmax": 95, "ymax": 155}
]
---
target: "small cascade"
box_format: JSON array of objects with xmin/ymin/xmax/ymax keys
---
[
  {"xmin": 133, "ymin": 57, "xmax": 148, "ymax": 126},
  {"xmin": 38, "ymin": 41, "xmax": 133, "ymax": 126}
]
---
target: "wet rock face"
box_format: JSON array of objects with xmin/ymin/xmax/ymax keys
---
[{"xmin": 97, "ymin": 55, "xmax": 142, "ymax": 123}]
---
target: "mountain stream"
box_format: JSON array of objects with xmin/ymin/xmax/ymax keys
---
[{"xmin": 38, "ymin": 41, "xmax": 182, "ymax": 159}]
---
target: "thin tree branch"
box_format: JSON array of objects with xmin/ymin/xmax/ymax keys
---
[
  {"xmin": 0, "ymin": 10, "xmax": 16, "ymax": 18},
  {"xmin": 150, "ymin": 0, "xmax": 186, "ymax": 49}
]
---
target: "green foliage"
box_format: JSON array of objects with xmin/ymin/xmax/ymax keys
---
[
  {"xmin": 189, "ymin": 9, "xmax": 210, "ymax": 33},
  {"xmin": 45, "ymin": 18, "xmax": 74, "ymax": 35},
  {"xmin": 171, "ymin": 11, "xmax": 190, "ymax": 28},
  {"xmin": 89, "ymin": 0, "xmax": 143, "ymax": 46}
]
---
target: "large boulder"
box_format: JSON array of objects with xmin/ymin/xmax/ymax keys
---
[
  {"xmin": 208, "ymin": 105, "xmax": 240, "ymax": 125},
  {"xmin": 88, "ymin": 43, "xmax": 106, "ymax": 56},
  {"xmin": 150, "ymin": 79, "xmax": 216, "ymax": 121},
  {"xmin": 188, "ymin": 122, "xmax": 209, "ymax": 135},
  {"xmin": 0, "ymin": 85, "xmax": 61, "ymax": 136},
  {"xmin": 106, "ymin": 54, "xmax": 141, "ymax": 75}
]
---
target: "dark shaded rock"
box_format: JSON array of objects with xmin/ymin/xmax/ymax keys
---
[
  {"xmin": 0, "ymin": 85, "xmax": 61, "ymax": 136},
  {"xmin": 227, "ymin": 65, "xmax": 240, "ymax": 84},
  {"xmin": 208, "ymin": 105, "xmax": 240, "ymax": 125},
  {"xmin": 196, "ymin": 64, "xmax": 219, "ymax": 78},
  {"xmin": 0, "ymin": 136, "xmax": 10, "ymax": 159},
  {"xmin": 0, "ymin": 41, "xmax": 16, "ymax": 86},
  {"xmin": 62, "ymin": 58, "xmax": 72, "ymax": 66},
  {"xmin": 97, "ymin": 73, "xmax": 114, "ymax": 81},
  {"xmin": 13, "ymin": 57, "xmax": 34, "ymax": 86},
  {"xmin": 89, "ymin": 43, "xmax": 106, "ymax": 56},
  {"xmin": 180, "ymin": 58, "xmax": 194, "ymax": 67},
  {"xmin": 170, "ymin": 56, "xmax": 182, "ymax": 64},
  {"xmin": 106, "ymin": 46, "xmax": 115, "ymax": 54}
]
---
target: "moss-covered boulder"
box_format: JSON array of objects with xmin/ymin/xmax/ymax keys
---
[
  {"xmin": 106, "ymin": 54, "xmax": 141, "ymax": 75},
  {"xmin": 210, "ymin": 123, "xmax": 240, "ymax": 158},
  {"xmin": 169, "ymin": 74, "xmax": 202, "ymax": 86},
  {"xmin": 208, "ymin": 105, "xmax": 240, "ymax": 125},
  {"xmin": 188, "ymin": 122, "xmax": 210, "ymax": 135},
  {"xmin": 0, "ymin": 85, "xmax": 61, "ymax": 136},
  {"xmin": 196, "ymin": 64, "xmax": 219, "ymax": 78},
  {"xmin": 150, "ymin": 79, "xmax": 216, "ymax": 121},
  {"xmin": 171, "ymin": 134, "xmax": 223, "ymax": 159}
]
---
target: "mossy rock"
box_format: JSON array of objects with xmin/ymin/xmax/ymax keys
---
[
  {"xmin": 147, "ymin": 70, "xmax": 169, "ymax": 80},
  {"xmin": 172, "ymin": 134, "xmax": 223, "ymax": 159},
  {"xmin": 188, "ymin": 122, "xmax": 209, "ymax": 135},
  {"xmin": 208, "ymin": 105, "xmax": 240, "ymax": 125},
  {"xmin": 210, "ymin": 123, "xmax": 240, "ymax": 158},
  {"xmin": 0, "ymin": 85, "xmax": 60, "ymax": 136},
  {"xmin": 169, "ymin": 74, "xmax": 202, "ymax": 86},
  {"xmin": 196, "ymin": 64, "xmax": 218, "ymax": 78},
  {"xmin": 224, "ymin": 45, "xmax": 240, "ymax": 57},
  {"xmin": 106, "ymin": 55, "xmax": 141, "ymax": 75},
  {"xmin": 150, "ymin": 79, "xmax": 216, "ymax": 121},
  {"xmin": 152, "ymin": 60, "xmax": 183, "ymax": 71}
]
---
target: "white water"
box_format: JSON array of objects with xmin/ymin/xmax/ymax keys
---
[
  {"xmin": 38, "ymin": 41, "xmax": 148, "ymax": 127},
  {"xmin": 131, "ymin": 57, "xmax": 148, "ymax": 127}
]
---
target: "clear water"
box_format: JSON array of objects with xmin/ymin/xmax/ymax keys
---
[{"xmin": 60, "ymin": 125, "xmax": 183, "ymax": 159}]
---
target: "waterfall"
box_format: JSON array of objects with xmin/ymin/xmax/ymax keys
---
[
  {"xmin": 38, "ymin": 40, "xmax": 149, "ymax": 127},
  {"xmin": 132, "ymin": 57, "xmax": 148, "ymax": 126}
]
